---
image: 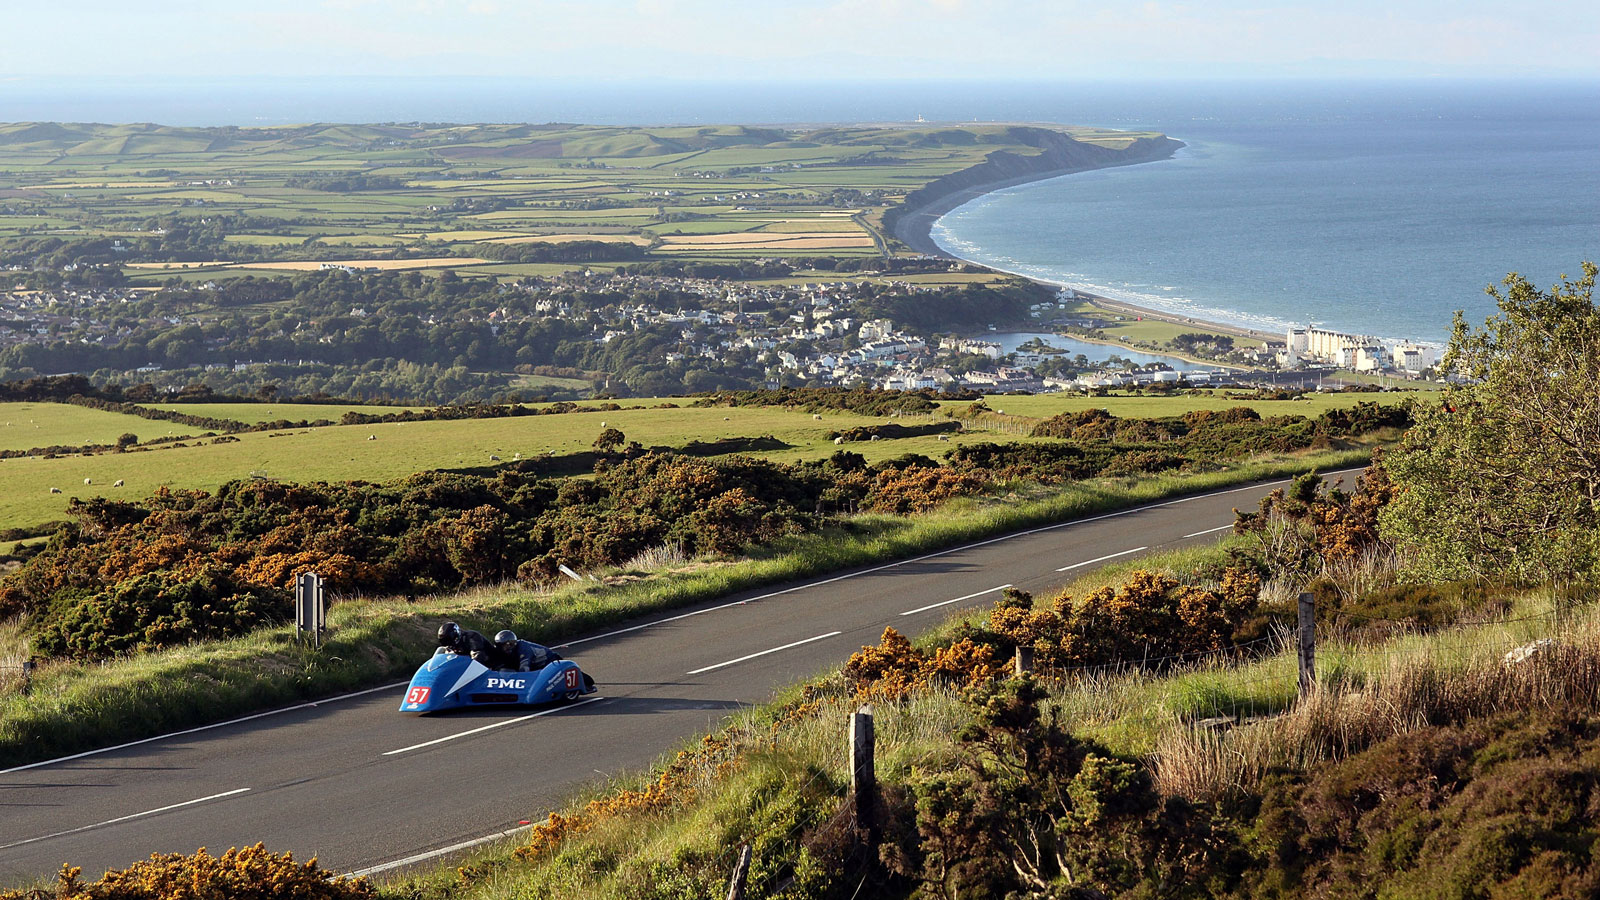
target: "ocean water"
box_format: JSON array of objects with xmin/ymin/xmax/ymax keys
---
[
  {"xmin": 931, "ymin": 81, "xmax": 1600, "ymax": 343},
  {"xmin": 991, "ymin": 332, "xmax": 1212, "ymax": 371},
  {"xmin": 6, "ymin": 77, "xmax": 1595, "ymax": 343}
]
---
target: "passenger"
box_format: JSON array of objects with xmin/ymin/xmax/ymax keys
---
[
  {"xmin": 492, "ymin": 629, "xmax": 561, "ymax": 672},
  {"xmin": 436, "ymin": 621, "xmax": 493, "ymax": 663}
]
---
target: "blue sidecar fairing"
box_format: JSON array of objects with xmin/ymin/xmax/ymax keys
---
[{"xmin": 399, "ymin": 648, "xmax": 597, "ymax": 714}]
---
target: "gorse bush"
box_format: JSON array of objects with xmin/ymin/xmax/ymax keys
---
[
  {"xmin": 30, "ymin": 567, "xmax": 283, "ymax": 660},
  {"xmin": 885, "ymin": 677, "xmax": 1227, "ymax": 900},
  {"xmin": 0, "ymin": 844, "xmax": 373, "ymax": 900},
  {"xmin": 0, "ymin": 452, "xmax": 863, "ymax": 660},
  {"xmin": 1233, "ymin": 459, "xmax": 1396, "ymax": 603},
  {"xmin": 843, "ymin": 627, "xmax": 1004, "ymax": 700},
  {"xmin": 982, "ymin": 567, "xmax": 1262, "ymax": 673}
]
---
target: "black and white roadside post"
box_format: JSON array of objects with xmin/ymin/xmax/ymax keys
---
[
  {"xmin": 1297, "ymin": 591, "xmax": 1316, "ymax": 698},
  {"xmin": 21, "ymin": 657, "xmax": 34, "ymax": 696},
  {"xmin": 295, "ymin": 572, "xmax": 327, "ymax": 649},
  {"xmin": 851, "ymin": 704, "xmax": 878, "ymax": 845}
]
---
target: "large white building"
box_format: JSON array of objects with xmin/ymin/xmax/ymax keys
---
[{"xmin": 1284, "ymin": 325, "xmax": 1388, "ymax": 372}]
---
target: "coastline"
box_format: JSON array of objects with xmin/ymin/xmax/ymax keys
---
[{"xmin": 891, "ymin": 135, "xmax": 1283, "ymax": 348}]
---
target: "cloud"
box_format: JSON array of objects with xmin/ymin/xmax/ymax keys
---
[{"xmin": 0, "ymin": 0, "xmax": 1595, "ymax": 78}]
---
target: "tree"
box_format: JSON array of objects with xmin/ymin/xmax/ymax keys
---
[
  {"xmin": 115, "ymin": 432, "xmax": 138, "ymax": 451},
  {"xmin": 592, "ymin": 427, "xmax": 626, "ymax": 453},
  {"xmin": 1380, "ymin": 262, "xmax": 1600, "ymax": 584}
]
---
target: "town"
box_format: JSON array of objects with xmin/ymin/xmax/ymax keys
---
[{"xmin": 0, "ymin": 267, "xmax": 1439, "ymax": 401}]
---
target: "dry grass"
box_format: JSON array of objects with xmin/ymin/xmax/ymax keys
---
[
  {"xmin": 0, "ymin": 617, "xmax": 35, "ymax": 698},
  {"xmin": 1151, "ymin": 598, "xmax": 1600, "ymax": 802}
]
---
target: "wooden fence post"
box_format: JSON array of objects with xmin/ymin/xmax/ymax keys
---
[
  {"xmin": 1297, "ymin": 591, "xmax": 1316, "ymax": 697},
  {"xmin": 1014, "ymin": 644, "xmax": 1034, "ymax": 676},
  {"xmin": 725, "ymin": 843, "xmax": 752, "ymax": 900},
  {"xmin": 851, "ymin": 704, "xmax": 877, "ymax": 843}
]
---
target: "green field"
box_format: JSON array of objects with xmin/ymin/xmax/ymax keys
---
[
  {"xmin": 0, "ymin": 121, "xmax": 1173, "ymax": 279},
  {"xmin": 0, "ymin": 403, "xmax": 981, "ymax": 532},
  {"xmin": 0, "ymin": 390, "xmax": 1430, "ymax": 532},
  {"xmin": 0, "ymin": 402, "xmax": 188, "ymax": 452}
]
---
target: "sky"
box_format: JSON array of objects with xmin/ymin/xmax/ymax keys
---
[{"xmin": 5, "ymin": 0, "xmax": 1599, "ymax": 81}]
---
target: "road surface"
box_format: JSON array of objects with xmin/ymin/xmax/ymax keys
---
[{"xmin": 0, "ymin": 471, "xmax": 1346, "ymax": 883}]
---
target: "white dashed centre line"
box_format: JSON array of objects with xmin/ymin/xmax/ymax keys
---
[
  {"xmin": 1056, "ymin": 546, "xmax": 1148, "ymax": 572},
  {"xmin": 383, "ymin": 697, "xmax": 607, "ymax": 756},
  {"xmin": 687, "ymin": 631, "xmax": 842, "ymax": 675},
  {"xmin": 901, "ymin": 584, "xmax": 1013, "ymax": 616},
  {"xmin": 1182, "ymin": 524, "xmax": 1235, "ymax": 539}
]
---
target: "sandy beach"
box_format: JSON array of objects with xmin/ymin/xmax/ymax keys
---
[{"xmin": 892, "ymin": 140, "xmax": 1282, "ymax": 346}]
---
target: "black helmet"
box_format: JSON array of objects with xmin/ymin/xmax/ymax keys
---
[
  {"xmin": 494, "ymin": 629, "xmax": 517, "ymax": 650},
  {"xmin": 438, "ymin": 622, "xmax": 461, "ymax": 645}
]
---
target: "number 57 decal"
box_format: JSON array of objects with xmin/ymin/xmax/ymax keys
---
[
  {"xmin": 563, "ymin": 669, "xmax": 580, "ymax": 690},
  {"xmin": 406, "ymin": 686, "xmax": 431, "ymax": 705}
]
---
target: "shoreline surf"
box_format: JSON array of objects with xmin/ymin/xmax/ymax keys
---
[{"xmin": 889, "ymin": 135, "xmax": 1286, "ymax": 348}]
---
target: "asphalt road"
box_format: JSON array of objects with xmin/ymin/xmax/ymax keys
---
[{"xmin": 0, "ymin": 471, "xmax": 1354, "ymax": 883}]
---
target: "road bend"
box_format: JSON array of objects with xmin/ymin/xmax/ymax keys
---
[{"xmin": 0, "ymin": 470, "xmax": 1355, "ymax": 882}]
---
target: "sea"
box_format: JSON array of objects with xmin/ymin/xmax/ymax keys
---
[{"xmin": 5, "ymin": 77, "xmax": 1597, "ymax": 343}]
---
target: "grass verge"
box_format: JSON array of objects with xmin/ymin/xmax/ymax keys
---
[
  {"xmin": 377, "ymin": 575, "xmax": 1590, "ymax": 900},
  {"xmin": 0, "ymin": 447, "xmax": 1370, "ymax": 769}
]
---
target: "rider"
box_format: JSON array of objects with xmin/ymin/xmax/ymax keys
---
[
  {"xmin": 436, "ymin": 621, "xmax": 493, "ymax": 663},
  {"xmin": 492, "ymin": 629, "xmax": 560, "ymax": 672}
]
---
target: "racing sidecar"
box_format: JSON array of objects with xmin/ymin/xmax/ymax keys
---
[{"xmin": 399, "ymin": 648, "xmax": 597, "ymax": 714}]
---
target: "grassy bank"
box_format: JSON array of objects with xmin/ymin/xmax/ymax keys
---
[
  {"xmin": 0, "ymin": 447, "xmax": 1370, "ymax": 769},
  {"xmin": 379, "ymin": 553, "xmax": 1590, "ymax": 900}
]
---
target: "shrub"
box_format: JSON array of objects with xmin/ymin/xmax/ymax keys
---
[
  {"xmin": 0, "ymin": 843, "xmax": 374, "ymax": 900},
  {"xmin": 865, "ymin": 466, "xmax": 990, "ymax": 514},
  {"xmin": 843, "ymin": 627, "xmax": 1003, "ymax": 699},
  {"xmin": 987, "ymin": 567, "xmax": 1262, "ymax": 671},
  {"xmin": 30, "ymin": 568, "xmax": 286, "ymax": 661},
  {"xmin": 887, "ymin": 677, "xmax": 1225, "ymax": 899}
]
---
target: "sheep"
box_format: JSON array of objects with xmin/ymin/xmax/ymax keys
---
[
  {"xmin": 833, "ymin": 437, "xmax": 845, "ymax": 445},
  {"xmin": 49, "ymin": 487, "xmax": 61, "ymax": 494},
  {"xmin": 937, "ymin": 435, "xmax": 951, "ymax": 441},
  {"xmin": 812, "ymin": 414, "xmax": 822, "ymax": 421},
  {"xmin": 113, "ymin": 479, "xmax": 125, "ymax": 487},
  {"xmin": 490, "ymin": 455, "xmax": 501, "ymax": 461},
  {"xmin": 368, "ymin": 434, "xmax": 376, "ymax": 441},
  {"xmin": 869, "ymin": 435, "xmax": 881, "ymax": 442},
  {"xmin": 600, "ymin": 421, "xmax": 606, "ymax": 427},
  {"xmin": 83, "ymin": 477, "xmax": 92, "ymax": 485}
]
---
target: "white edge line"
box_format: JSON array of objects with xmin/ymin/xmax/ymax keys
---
[
  {"xmin": 0, "ymin": 788, "xmax": 251, "ymax": 852},
  {"xmin": 1057, "ymin": 546, "xmax": 1148, "ymax": 572},
  {"xmin": 1182, "ymin": 524, "xmax": 1235, "ymax": 539},
  {"xmin": 557, "ymin": 467, "xmax": 1361, "ymax": 650},
  {"xmin": 2, "ymin": 681, "xmax": 409, "ymax": 774},
  {"xmin": 346, "ymin": 825, "xmax": 530, "ymax": 878},
  {"xmin": 900, "ymin": 584, "xmax": 1013, "ymax": 616},
  {"xmin": 687, "ymin": 631, "xmax": 842, "ymax": 675},
  {"xmin": 382, "ymin": 697, "xmax": 607, "ymax": 756}
]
